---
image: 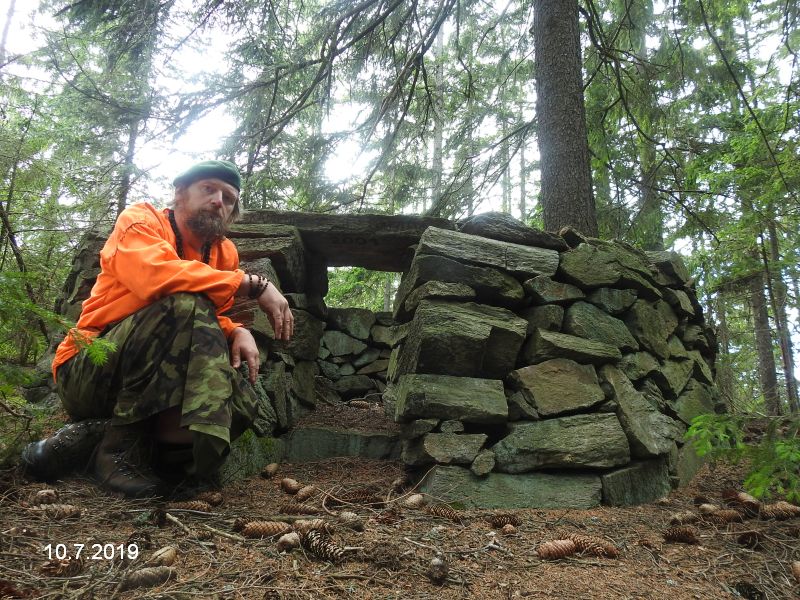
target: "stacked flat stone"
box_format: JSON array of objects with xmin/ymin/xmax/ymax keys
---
[
  {"xmin": 386, "ymin": 213, "xmax": 720, "ymax": 509},
  {"xmin": 316, "ymin": 307, "xmax": 392, "ymax": 401}
]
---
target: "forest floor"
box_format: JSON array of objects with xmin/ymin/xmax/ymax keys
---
[{"xmin": 1, "ymin": 417, "xmax": 799, "ymax": 599}]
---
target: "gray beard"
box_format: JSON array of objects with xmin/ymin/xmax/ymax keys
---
[{"xmin": 186, "ymin": 210, "xmax": 227, "ymax": 241}]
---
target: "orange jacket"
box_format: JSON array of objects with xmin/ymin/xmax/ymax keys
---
[{"xmin": 53, "ymin": 202, "xmax": 244, "ymax": 380}]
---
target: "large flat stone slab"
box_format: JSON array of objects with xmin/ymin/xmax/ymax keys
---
[
  {"xmin": 327, "ymin": 308, "xmax": 376, "ymax": 340},
  {"xmin": 564, "ymin": 301, "xmax": 639, "ymax": 351},
  {"xmin": 396, "ymin": 301, "xmax": 527, "ymax": 379},
  {"xmin": 492, "ymin": 414, "xmax": 630, "ymax": 472},
  {"xmin": 418, "ymin": 227, "xmax": 560, "ymax": 280},
  {"xmin": 394, "ymin": 254, "xmax": 524, "ymax": 318},
  {"xmin": 599, "ymin": 365, "xmax": 683, "ymax": 458},
  {"xmin": 458, "ymin": 212, "xmax": 569, "ymax": 251},
  {"xmin": 419, "ymin": 465, "xmax": 602, "ymax": 509},
  {"xmin": 522, "ymin": 329, "xmax": 622, "ymax": 365},
  {"xmin": 239, "ymin": 210, "xmax": 454, "ymax": 271},
  {"xmin": 508, "ymin": 359, "xmax": 605, "ymax": 417},
  {"xmin": 601, "ymin": 458, "xmax": 672, "ymax": 505},
  {"xmin": 402, "ymin": 433, "xmax": 488, "ymax": 466},
  {"xmin": 669, "ymin": 442, "xmax": 705, "ymax": 487},
  {"xmin": 394, "ymin": 374, "xmax": 507, "ymax": 424},
  {"xmin": 624, "ymin": 299, "xmax": 678, "ymax": 359},
  {"xmin": 282, "ymin": 426, "xmax": 401, "ymax": 462}
]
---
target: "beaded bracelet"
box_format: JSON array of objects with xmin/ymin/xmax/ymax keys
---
[{"xmin": 246, "ymin": 273, "xmax": 270, "ymax": 299}]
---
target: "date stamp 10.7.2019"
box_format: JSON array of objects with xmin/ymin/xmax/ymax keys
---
[{"xmin": 44, "ymin": 543, "xmax": 139, "ymax": 561}]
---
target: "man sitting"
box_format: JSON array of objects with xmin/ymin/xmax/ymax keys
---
[{"xmin": 21, "ymin": 160, "xmax": 293, "ymax": 497}]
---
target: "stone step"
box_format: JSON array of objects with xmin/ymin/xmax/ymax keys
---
[{"xmin": 282, "ymin": 426, "xmax": 401, "ymax": 463}]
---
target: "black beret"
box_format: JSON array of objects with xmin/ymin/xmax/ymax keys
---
[{"xmin": 173, "ymin": 160, "xmax": 241, "ymax": 191}]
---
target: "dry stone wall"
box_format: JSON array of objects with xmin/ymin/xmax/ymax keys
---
[
  {"xmin": 42, "ymin": 210, "xmax": 720, "ymax": 508},
  {"xmin": 384, "ymin": 213, "xmax": 720, "ymax": 508}
]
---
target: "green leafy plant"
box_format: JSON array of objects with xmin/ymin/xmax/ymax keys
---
[{"xmin": 686, "ymin": 413, "xmax": 800, "ymax": 502}]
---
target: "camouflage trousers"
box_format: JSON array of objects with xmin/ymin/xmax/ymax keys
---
[{"xmin": 57, "ymin": 293, "xmax": 259, "ymax": 474}]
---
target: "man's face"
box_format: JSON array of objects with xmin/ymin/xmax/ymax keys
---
[{"xmin": 175, "ymin": 178, "xmax": 239, "ymax": 241}]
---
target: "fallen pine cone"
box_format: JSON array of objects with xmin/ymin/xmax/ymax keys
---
[
  {"xmin": 34, "ymin": 489, "xmax": 59, "ymax": 505},
  {"xmin": 637, "ymin": 537, "xmax": 659, "ymax": 549},
  {"xmin": 121, "ymin": 566, "xmax": 177, "ymax": 590},
  {"xmin": 698, "ymin": 503, "xmax": 720, "ymax": 515},
  {"xmin": 293, "ymin": 519, "xmax": 333, "ymax": 535},
  {"xmin": 276, "ymin": 531, "xmax": 301, "ymax": 552},
  {"xmin": 663, "ymin": 526, "xmax": 699, "ymax": 544},
  {"xmin": 426, "ymin": 555, "xmax": 449, "ymax": 584},
  {"xmin": 693, "ymin": 494, "xmax": 711, "ymax": 506},
  {"xmin": 566, "ymin": 533, "xmax": 620, "ymax": 558},
  {"xmin": 792, "ymin": 561, "xmax": 800, "ymax": 584},
  {"xmin": 403, "ymin": 493, "xmax": 426, "ymax": 509},
  {"xmin": 537, "ymin": 539, "xmax": 577, "ymax": 560},
  {"xmin": 703, "ymin": 509, "xmax": 744, "ymax": 525},
  {"xmin": 40, "ymin": 557, "xmax": 84, "ymax": 577},
  {"xmin": 295, "ymin": 485, "xmax": 317, "ymax": 502},
  {"xmin": 501, "ymin": 524, "xmax": 517, "ymax": 535},
  {"xmin": 669, "ymin": 511, "xmax": 700, "ymax": 526},
  {"xmin": 35, "ymin": 504, "xmax": 82, "ymax": 519},
  {"xmin": 280, "ymin": 478, "xmax": 303, "ymax": 494},
  {"xmin": 721, "ymin": 489, "xmax": 761, "ymax": 516},
  {"xmin": 760, "ymin": 501, "xmax": 800, "ymax": 520},
  {"xmin": 301, "ymin": 530, "xmax": 344, "ymax": 562},
  {"xmin": 338, "ymin": 511, "xmax": 365, "ymax": 532},
  {"xmin": 232, "ymin": 517, "xmax": 248, "ymax": 532},
  {"xmin": 279, "ymin": 502, "xmax": 319, "ymax": 515},
  {"xmin": 193, "ymin": 491, "xmax": 224, "ymax": 506},
  {"xmin": 374, "ymin": 508, "xmax": 401, "ymax": 525},
  {"xmin": 147, "ymin": 546, "xmax": 177, "ymax": 567},
  {"xmin": 425, "ymin": 504, "xmax": 462, "ymax": 524},
  {"xmin": 487, "ymin": 513, "xmax": 522, "ymax": 528},
  {"xmin": 241, "ymin": 521, "xmax": 292, "ymax": 538},
  {"xmin": 168, "ymin": 500, "xmax": 212, "ymax": 512},
  {"xmin": 348, "ymin": 400, "xmax": 371, "ymax": 409},
  {"xmin": 261, "ymin": 463, "xmax": 279, "ymax": 478},
  {"xmin": 776, "ymin": 501, "xmax": 800, "ymax": 515}
]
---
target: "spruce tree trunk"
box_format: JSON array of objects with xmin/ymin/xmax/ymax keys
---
[
  {"xmin": 116, "ymin": 118, "xmax": 140, "ymax": 218},
  {"xmin": 533, "ymin": 0, "xmax": 597, "ymax": 235},
  {"xmin": 431, "ymin": 26, "xmax": 444, "ymax": 209},
  {"xmin": 518, "ymin": 100, "xmax": 527, "ymax": 222},
  {"xmin": 713, "ymin": 293, "xmax": 735, "ymax": 411},
  {"xmin": 767, "ymin": 221, "xmax": 800, "ymax": 412},
  {"xmin": 748, "ymin": 270, "xmax": 782, "ymax": 415}
]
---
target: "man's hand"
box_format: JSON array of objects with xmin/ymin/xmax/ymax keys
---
[
  {"xmin": 230, "ymin": 327, "xmax": 260, "ymax": 384},
  {"xmin": 257, "ymin": 283, "xmax": 294, "ymax": 341}
]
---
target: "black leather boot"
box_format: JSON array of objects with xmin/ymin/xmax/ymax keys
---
[
  {"xmin": 20, "ymin": 419, "xmax": 108, "ymax": 481},
  {"xmin": 94, "ymin": 421, "xmax": 166, "ymax": 498}
]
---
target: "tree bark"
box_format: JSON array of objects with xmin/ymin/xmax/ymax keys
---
[
  {"xmin": 518, "ymin": 100, "xmax": 527, "ymax": 222},
  {"xmin": 533, "ymin": 0, "xmax": 597, "ymax": 235},
  {"xmin": 765, "ymin": 223, "xmax": 800, "ymax": 412},
  {"xmin": 713, "ymin": 293, "xmax": 735, "ymax": 411},
  {"xmin": 748, "ymin": 270, "xmax": 782, "ymax": 416},
  {"xmin": 116, "ymin": 118, "xmax": 140, "ymax": 218},
  {"xmin": 431, "ymin": 26, "xmax": 444, "ymax": 209},
  {"xmin": 0, "ymin": 0, "xmax": 15, "ymax": 66}
]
